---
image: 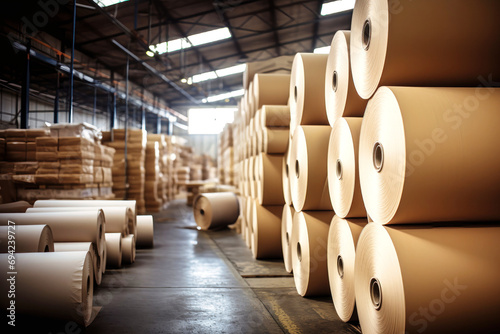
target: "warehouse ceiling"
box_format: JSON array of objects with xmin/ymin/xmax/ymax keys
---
[{"xmin": 0, "ymin": 0, "xmax": 352, "ymax": 118}]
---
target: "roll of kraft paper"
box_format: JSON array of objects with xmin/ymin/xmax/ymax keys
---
[
  {"xmin": 54, "ymin": 242, "xmax": 102, "ymax": 286},
  {"xmin": 193, "ymin": 192, "xmax": 240, "ymax": 230},
  {"xmin": 355, "ymin": 223, "xmax": 500, "ymax": 334},
  {"xmin": 0, "ymin": 211, "xmax": 105, "ymax": 255},
  {"xmin": 136, "ymin": 215, "xmax": 154, "ymax": 248},
  {"xmin": 0, "ymin": 225, "xmax": 54, "ymax": 253},
  {"xmin": 257, "ymin": 153, "xmax": 285, "ymax": 205},
  {"xmin": 328, "ymin": 118, "xmax": 366, "ymax": 218},
  {"xmin": 325, "ymin": 30, "xmax": 367, "ymax": 125},
  {"xmin": 351, "ymin": 0, "xmax": 500, "ymax": 100},
  {"xmin": 281, "ymin": 205, "xmax": 296, "ymax": 273},
  {"xmin": 290, "ymin": 53, "xmax": 329, "ymax": 132},
  {"xmin": 245, "ymin": 198, "xmax": 255, "ymax": 249},
  {"xmin": 253, "ymin": 73, "xmax": 291, "ymax": 111},
  {"xmin": 282, "ymin": 143, "xmax": 292, "ymax": 206},
  {"xmin": 101, "ymin": 244, "xmax": 107, "ymax": 275},
  {"xmin": 251, "ymin": 203, "xmax": 282, "ymax": 259},
  {"xmin": 0, "ymin": 251, "xmax": 96, "ymax": 326},
  {"xmin": 262, "ymin": 128, "xmax": 289, "ymax": 154},
  {"xmin": 290, "ymin": 126, "xmax": 332, "ymax": 211},
  {"xmin": 0, "ymin": 201, "xmax": 32, "ymax": 213},
  {"xmin": 121, "ymin": 234, "xmax": 136, "ymax": 264},
  {"xmin": 327, "ymin": 216, "xmax": 367, "ymax": 322},
  {"xmin": 261, "ymin": 105, "xmax": 290, "ymax": 128},
  {"xmin": 105, "ymin": 232, "xmax": 122, "ymax": 269},
  {"xmin": 359, "ymin": 87, "xmax": 500, "ymax": 224},
  {"xmin": 291, "ymin": 211, "xmax": 334, "ymax": 297}
]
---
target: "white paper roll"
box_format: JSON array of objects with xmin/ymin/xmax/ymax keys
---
[
  {"xmin": 0, "ymin": 225, "xmax": 54, "ymax": 253},
  {"xmin": 193, "ymin": 192, "xmax": 240, "ymax": 230},
  {"xmin": 105, "ymin": 232, "xmax": 122, "ymax": 269},
  {"xmin": 281, "ymin": 205, "xmax": 296, "ymax": 273},
  {"xmin": 251, "ymin": 203, "xmax": 282, "ymax": 259},
  {"xmin": 121, "ymin": 234, "xmax": 136, "ymax": 264},
  {"xmin": 54, "ymin": 241, "xmax": 102, "ymax": 286},
  {"xmin": 136, "ymin": 215, "xmax": 154, "ymax": 248}
]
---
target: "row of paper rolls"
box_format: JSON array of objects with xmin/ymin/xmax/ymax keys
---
[
  {"xmin": 0, "ymin": 199, "xmax": 155, "ymax": 327},
  {"xmin": 234, "ymin": 0, "xmax": 500, "ymax": 332}
]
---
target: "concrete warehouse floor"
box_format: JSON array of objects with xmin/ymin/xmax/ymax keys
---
[{"xmin": 12, "ymin": 199, "xmax": 361, "ymax": 333}]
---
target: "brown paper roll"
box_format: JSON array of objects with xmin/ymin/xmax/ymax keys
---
[
  {"xmin": 245, "ymin": 197, "xmax": 254, "ymax": 249},
  {"xmin": 289, "ymin": 53, "xmax": 329, "ymax": 132},
  {"xmin": 193, "ymin": 192, "xmax": 240, "ymax": 230},
  {"xmin": 101, "ymin": 242, "xmax": 107, "ymax": 275},
  {"xmin": 327, "ymin": 216, "xmax": 367, "ymax": 322},
  {"xmin": 281, "ymin": 205, "xmax": 296, "ymax": 273},
  {"xmin": 291, "ymin": 210, "xmax": 334, "ymax": 297},
  {"xmin": 253, "ymin": 73, "xmax": 291, "ymax": 111},
  {"xmin": 251, "ymin": 203, "xmax": 282, "ymax": 259},
  {"xmin": 105, "ymin": 232, "xmax": 122, "ymax": 269},
  {"xmin": 0, "ymin": 251, "xmax": 95, "ymax": 326},
  {"xmin": 290, "ymin": 126, "xmax": 332, "ymax": 211},
  {"xmin": 355, "ymin": 223, "xmax": 500, "ymax": 334},
  {"xmin": 328, "ymin": 117, "xmax": 366, "ymax": 218},
  {"xmin": 239, "ymin": 197, "xmax": 247, "ymax": 240},
  {"xmin": 121, "ymin": 234, "xmax": 136, "ymax": 264},
  {"xmin": 351, "ymin": 0, "xmax": 500, "ymax": 99},
  {"xmin": 0, "ymin": 211, "xmax": 105, "ymax": 255},
  {"xmin": 282, "ymin": 143, "xmax": 292, "ymax": 206},
  {"xmin": 0, "ymin": 201, "xmax": 32, "ymax": 213},
  {"xmin": 0, "ymin": 225, "xmax": 54, "ymax": 253},
  {"xmin": 54, "ymin": 241, "xmax": 102, "ymax": 286},
  {"xmin": 359, "ymin": 87, "xmax": 500, "ymax": 224},
  {"xmin": 136, "ymin": 215, "xmax": 154, "ymax": 248},
  {"xmin": 325, "ymin": 30, "xmax": 367, "ymax": 125},
  {"xmin": 261, "ymin": 105, "xmax": 290, "ymax": 128},
  {"xmin": 257, "ymin": 153, "xmax": 284, "ymax": 206},
  {"xmin": 262, "ymin": 128, "xmax": 289, "ymax": 154}
]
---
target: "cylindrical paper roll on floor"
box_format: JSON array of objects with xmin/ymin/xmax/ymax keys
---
[
  {"xmin": 251, "ymin": 203, "xmax": 282, "ymax": 259},
  {"xmin": 282, "ymin": 143, "xmax": 292, "ymax": 206},
  {"xmin": 121, "ymin": 234, "xmax": 136, "ymax": 264},
  {"xmin": 253, "ymin": 73, "xmax": 291, "ymax": 110},
  {"xmin": 0, "ymin": 225, "xmax": 54, "ymax": 253},
  {"xmin": 328, "ymin": 117, "xmax": 366, "ymax": 218},
  {"xmin": 325, "ymin": 30, "xmax": 367, "ymax": 125},
  {"xmin": 193, "ymin": 192, "xmax": 240, "ymax": 230},
  {"xmin": 245, "ymin": 197, "xmax": 254, "ymax": 249},
  {"xmin": 257, "ymin": 153, "xmax": 284, "ymax": 206},
  {"xmin": 289, "ymin": 53, "xmax": 329, "ymax": 131},
  {"xmin": 0, "ymin": 251, "xmax": 94, "ymax": 326},
  {"xmin": 261, "ymin": 105, "xmax": 290, "ymax": 128},
  {"xmin": 101, "ymin": 243, "xmax": 107, "ymax": 275},
  {"xmin": 327, "ymin": 216, "xmax": 367, "ymax": 322},
  {"xmin": 359, "ymin": 87, "xmax": 500, "ymax": 224},
  {"xmin": 105, "ymin": 232, "xmax": 122, "ymax": 269},
  {"xmin": 355, "ymin": 223, "xmax": 500, "ymax": 334},
  {"xmin": 281, "ymin": 205, "xmax": 296, "ymax": 273},
  {"xmin": 291, "ymin": 211, "xmax": 334, "ymax": 297},
  {"xmin": 0, "ymin": 211, "xmax": 105, "ymax": 255},
  {"xmin": 351, "ymin": 0, "xmax": 500, "ymax": 99},
  {"xmin": 136, "ymin": 215, "xmax": 154, "ymax": 248},
  {"xmin": 290, "ymin": 126, "xmax": 332, "ymax": 211},
  {"xmin": 0, "ymin": 201, "xmax": 32, "ymax": 213},
  {"xmin": 262, "ymin": 128, "xmax": 289, "ymax": 154},
  {"xmin": 54, "ymin": 241, "xmax": 102, "ymax": 286},
  {"xmin": 34, "ymin": 199, "xmax": 137, "ymax": 218}
]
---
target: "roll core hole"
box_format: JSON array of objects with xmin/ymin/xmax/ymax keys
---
[
  {"xmin": 370, "ymin": 277, "xmax": 382, "ymax": 310},
  {"xmin": 286, "ymin": 232, "xmax": 290, "ymax": 245},
  {"xmin": 363, "ymin": 19, "xmax": 371, "ymax": 50},
  {"xmin": 337, "ymin": 255, "xmax": 344, "ymax": 279},
  {"xmin": 332, "ymin": 71, "xmax": 338, "ymax": 92},
  {"xmin": 297, "ymin": 242, "xmax": 302, "ymax": 262},
  {"xmin": 286, "ymin": 164, "xmax": 289, "ymax": 177},
  {"xmin": 295, "ymin": 160, "xmax": 300, "ymax": 179},
  {"xmin": 44, "ymin": 245, "xmax": 50, "ymax": 252},
  {"xmin": 373, "ymin": 142, "xmax": 384, "ymax": 172},
  {"xmin": 336, "ymin": 159, "xmax": 343, "ymax": 180},
  {"xmin": 200, "ymin": 209, "xmax": 205, "ymax": 215},
  {"xmin": 294, "ymin": 86, "xmax": 298, "ymax": 103},
  {"xmin": 87, "ymin": 276, "xmax": 91, "ymax": 297}
]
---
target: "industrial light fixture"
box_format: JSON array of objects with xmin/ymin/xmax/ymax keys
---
[
  {"xmin": 188, "ymin": 64, "xmax": 246, "ymax": 84},
  {"xmin": 313, "ymin": 46, "xmax": 331, "ymax": 54},
  {"xmin": 320, "ymin": 0, "xmax": 355, "ymax": 16},
  {"xmin": 202, "ymin": 89, "xmax": 244, "ymax": 103},
  {"xmin": 94, "ymin": 0, "xmax": 128, "ymax": 7}
]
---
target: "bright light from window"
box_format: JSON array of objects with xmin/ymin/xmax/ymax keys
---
[
  {"xmin": 192, "ymin": 72, "xmax": 218, "ymax": 83},
  {"xmin": 321, "ymin": 0, "xmax": 355, "ymax": 16},
  {"xmin": 189, "ymin": 64, "xmax": 246, "ymax": 84},
  {"xmin": 203, "ymin": 89, "xmax": 244, "ymax": 103},
  {"xmin": 148, "ymin": 27, "xmax": 231, "ymax": 56},
  {"xmin": 188, "ymin": 108, "xmax": 236, "ymax": 134},
  {"xmin": 314, "ymin": 46, "xmax": 331, "ymax": 54},
  {"xmin": 94, "ymin": 0, "xmax": 128, "ymax": 7}
]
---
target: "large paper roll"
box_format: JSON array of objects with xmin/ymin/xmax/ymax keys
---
[
  {"xmin": 121, "ymin": 234, "xmax": 136, "ymax": 264},
  {"xmin": 291, "ymin": 211, "xmax": 334, "ymax": 297},
  {"xmin": 262, "ymin": 128, "xmax": 289, "ymax": 154},
  {"xmin": 34, "ymin": 199, "xmax": 137, "ymax": 218},
  {"xmin": 351, "ymin": 0, "xmax": 500, "ymax": 100},
  {"xmin": 282, "ymin": 143, "xmax": 292, "ymax": 206},
  {"xmin": 0, "ymin": 225, "xmax": 54, "ymax": 253},
  {"xmin": 261, "ymin": 105, "xmax": 290, "ymax": 128},
  {"xmin": 359, "ymin": 87, "xmax": 500, "ymax": 224},
  {"xmin": 245, "ymin": 197, "xmax": 254, "ymax": 249},
  {"xmin": 289, "ymin": 53, "xmax": 329, "ymax": 132},
  {"xmin": 193, "ymin": 192, "xmax": 240, "ymax": 230},
  {"xmin": 0, "ymin": 201, "xmax": 32, "ymax": 213},
  {"xmin": 355, "ymin": 223, "xmax": 500, "ymax": 334},
  {"xmin": 257, "ymin": 153, "xmax": 284, "ymax": 206},
  {"xmin": 325, "ymin": 30, "xmax": 367, "ymax": 125},
  {"xmin": 105, "ymin": 232, "xmax": 122, "ymax": 269},
  {"xmin": 251, "ymin": 203, "xmax": 282, "ymax": 259},
  {"xmin": 54, "ymin": 241, "xmax": 102, "ymax": 286},
  {"xmin": 0, "ymin": 251, "xmax": 95, "ymax": 326},
  {"xmin": 101, "ymin": 242, "xmax": 107, "ymax": 275},
  {"xmin": 327, "ymin": 216, "xmax": 367, "ymax": 322},
  {"xmin": 281, "ymin": 205, "xmax": 296, "ymax": 273},
  {"xmin": 328, "ymin": 117, "xmax": 366, "ymax": 218},
  {"xmin": 136, "ymin": 215, "xmax": 154, "ymax": 248},
  {"xmin": 290, "ymin": 126, "xmax": 332, "ymax": 211},
  {"xmin": 253, "ymin": 73, "xmax": 291, "ymax": 111},
  {"xmin": 0, "ymin": 211, "xmax": 105, "ymax": 255}
]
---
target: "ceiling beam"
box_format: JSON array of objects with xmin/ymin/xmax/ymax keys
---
[
  {"xmin": 269, "ymin": 0, "xmax": 281, "ymax": 56},
  {"xmin": 311, "ymin": 0, "xmax": 323, "ymax": 51}
]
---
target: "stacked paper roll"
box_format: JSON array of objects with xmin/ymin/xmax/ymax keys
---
[
  {"xmin": 325, "ymin": 30, "xmax": 367, "ymax": 125},
  {"xmin": 350, "ymin": 0, "xmax": 500, "ymax": 99},
  {"xmin": 122, "ymin": 234, "xmax": 136, "ymax": 264},
  {"xmin": 327, "ymin": 216, "xmax": 366, "ymax": 322},
  {"xmin": 251, "ymin": 203, "xmax": 282, "ymax": 259},
  {"xmin": 253, "ymin": 73, "xmax": 291, "ymax": 111},
  {"xmin": 0, "ymin": 251, "xmax": 95, "ymax": 326},
  {"xmin": 193, "ymin": 192, "xmax": 240, "ymax": 230},
  {"xmin": 257, "ymin": 153, "xmax": 284, "ymax": 205},
  {"xmin": 136, "ymin": 215, "xmax": 154, "ymax": 248},
  {"xmin": 105, "ymin": 232, "xmax": 122, "ymax": 268},
  {"xmin": 282, "ymin": 144, "xmax": 292, "ymax": 206},
  {"xmin": 355, "ymin": 223, "xmax": 500, "ymax": 334},
  {"xmin": 0, "ymin": 201, "xmax": 32, "ymax": 213},
  {"xmin": 291, "ymin": 211, "xmax": 334, "ymax": 296},
  {"xmin": 244, "ymin": 197, "xmax": 254, "ymax": 249},
  {"xmin": 328, "ymin": 118, "xmax": 366, "ymax": 218},
  {"xmin": 290, "ymin": 126, "xmax": 332, "ymax": 211},
  {"xmin": 281, "ymin": 205, "xmax": 296, "ymax": 273},
  {"xmin": 262, "ymin": 128, "xmax": 289, "ymax": 154},
  {"xmin": 359, "ymin": 87, "xmax": 500, "ymax": 224},
  {"xmin": 54, "ymin": 241, "xmax": 103, "ymax": 286},
  {"xmin": 261, "ymin": 105, "xmax": 291, "ymax": 128},
  {"xmin": 0, "ymin": 225, "xmax": 54, "ymax": 252}
]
